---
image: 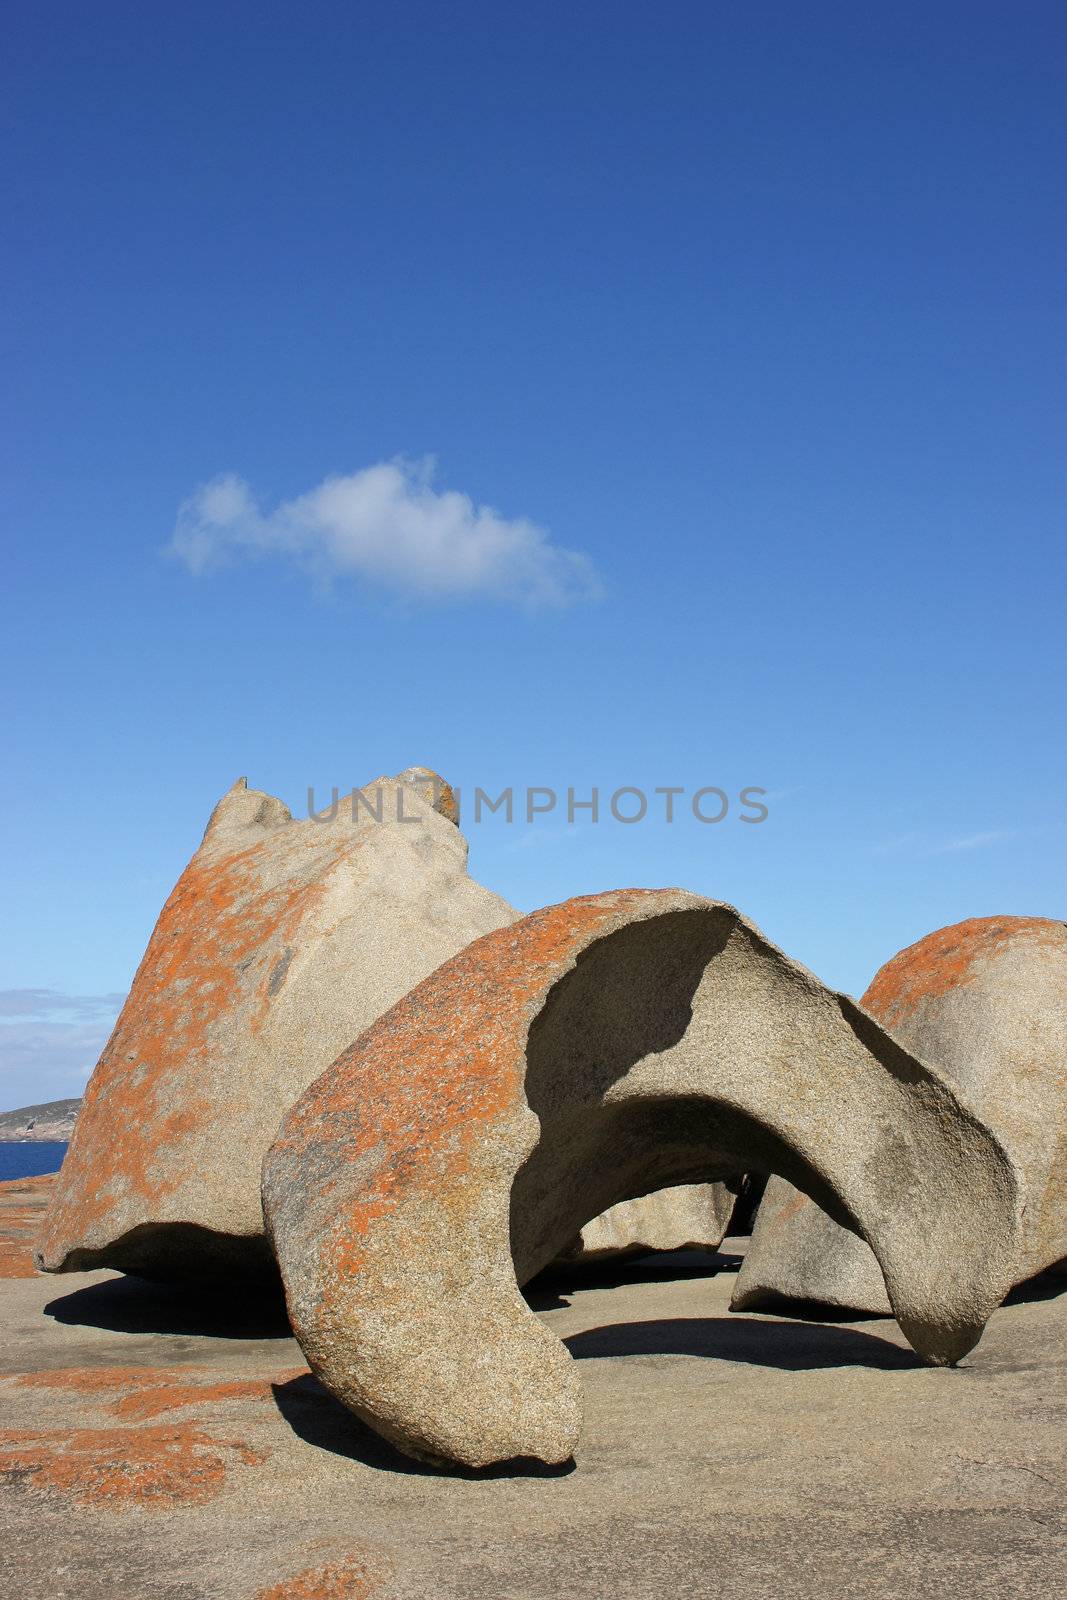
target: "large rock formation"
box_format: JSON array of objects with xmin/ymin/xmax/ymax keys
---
[
  {"xmin": 35, "ymin": 769, "xmax": 516, "ymax": 1281},
  {"xmin": 732, "ymin": 916, "xmax": 1067, "ymax": 1317},
  {"xmin": 262, "ymin": 890, "xmax": 1020, "ymax": 1470}
]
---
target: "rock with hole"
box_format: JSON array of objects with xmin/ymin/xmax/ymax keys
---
[
  {"xmin": 263, "ymin": 889, "xmax": 1021, "ymax": 1470},
  {"xmin": 732, "ymin": 916, "xmax": 1067, "ymax": 1318}
]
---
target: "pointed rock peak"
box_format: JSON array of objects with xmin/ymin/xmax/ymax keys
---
[
  {"xmin": 201, "ymin": 777, "xmax": 293, "ymax": 846},
  {"xmin": 394, "ymin": 766, "xmax": 460, "ymax": 826}
]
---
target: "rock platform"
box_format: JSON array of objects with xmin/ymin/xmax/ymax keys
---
[{"xmin": 2, "ymin": 1175, "xmax": 1064, "ymax": 1598}]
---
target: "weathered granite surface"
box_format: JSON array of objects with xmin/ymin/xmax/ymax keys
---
[
  {"xmin": 563, "ymin": 1183, "xmax": 737, "ymax": 1261},
  {"xmin": 0, "ymin": 1175, "xmax": 55, "ymax": 1278},
  {"xmin": 733, "ymin": 915, "xmax": 1067, "ymax": 1317},
  {"xmin": 2, "ymin": 1185, "xmax": 1063, "ymax": 1600},
  {"xmin": 263, "ymin": 889, "xmax": 1021, "ymax": 1469},
  {"xmin": 36, "ymin": 770, "xmax": 516, "ymax": 1282}
]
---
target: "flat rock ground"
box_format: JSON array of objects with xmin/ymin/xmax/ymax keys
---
[{"xmin": 1, "ymin": 1176, "xmax": 1064, "ymax": 1600}]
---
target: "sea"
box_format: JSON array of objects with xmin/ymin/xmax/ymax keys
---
[{"xmin": 0, "ymin": 1141, "xmax": 68, "ymax": 1181}]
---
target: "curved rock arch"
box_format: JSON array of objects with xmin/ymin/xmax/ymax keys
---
[
  {"xmin": 262, "ymin": 889, "xmax": 1021, "ymax": 1469},
  {"xmin": 732, "ymin": 914, "xmax": 1067, "ymax": 1317}
]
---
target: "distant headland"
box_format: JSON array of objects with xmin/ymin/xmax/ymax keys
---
[{"xmin": 0, "ymin": 1097, "xmax": 80, "ymax": 1143}]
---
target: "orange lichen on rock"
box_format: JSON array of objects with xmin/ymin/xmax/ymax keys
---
[
  {"xmin": 10, "ymin": 1365, "xmax": 307, "ymax": 1420},
  {"xmin": 270, "ymin": 888, "xmax": 662, "ymax": 1279},
  {"xmin": 0, "ymin": 1424, "xmax": 264, "ymax": 1508},
  {"xmin": 862, "ymin": 915, "xmax": 1065, "ymax": 1028},
  {"xmin": 46, "ymin": 835, "xmax": 329, "ymax": 1237},
  {"xmin": 36, "ymin": 770, "xmax": 516, "ymax": 1281},
  {"xmin": 254, "ymin": 1552, "xmax": 390, "ymax": 1600},
  {"xmin": 0, "ymin": 1173, "xmax": 55, "ymax": 1277},
  {"xmin": 266, "ymin": 888, "xmax": 1026, "ymax": 1468},
  {"xmin": 735, "ymin": 912, "xmax": 1067, "ymax": 1315}
]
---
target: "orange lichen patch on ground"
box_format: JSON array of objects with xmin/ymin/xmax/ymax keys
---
[
  {"xmin": 117, "ymin": 1370, "xmax": 305, "ymax": 1420},
  {"xmin": 862, "ymin": 916, "xmax": 1066, "ymax": 1028},
  {"xmin": 10, "ymin": 1365, "xmax": 308, "ymax": 1420},
  {"xmin": 270, "ymin": 889, "xmax": 669, "ymax": 1278},
  {"xmin": 0, "ymin": 1424, "xmax": 264, "ymax": 1508},
  {"xmin": 37, "ymin": 826, "xmax": 338, "ymax": 1249},
  {"xmin": 0, "ymin": 1174, "xmax": 56, "ymax": 1199},
  {"xmin": 0, "ymin": 1172, "xmax": 56, "ymax": 1276},
  {"xmin": 254, "ymin": 1551, "xmax": 390, "ymax": 1600},
  {"xmin": 0, "ymin": 1243, "xmax": 38, "ymax": 1277}
]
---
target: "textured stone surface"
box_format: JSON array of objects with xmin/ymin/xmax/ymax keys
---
[
  {"xmin": 35, "ymin": 771, "xmax": 516, "ymax": 1282},
  {"xmin": 263, "ymin": 889, "xmax": 1021, "ymax": 1469},
  {"xmin": 0, "ymin": 1174, "xmax": 54, "ymax": 1278},
  {"xmin": 562, "ymin": 1183, "xmax": 737, "ymax": 1261},
  {"xmin": 733, "ymin": 915, "xmax": 1067, "ymax": 1317},
  {"xmin": 392, "ymin": 766, "xmax": 460, "ymax": 827},
  {"xmin": 2, "ymin": 1251, "xmax": 1064, "ymax": 1599}
]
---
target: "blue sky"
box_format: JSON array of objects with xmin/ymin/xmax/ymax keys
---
[{"xmin": 3, "ymin": 2, "xmax": 1065, "ymax": 1108}]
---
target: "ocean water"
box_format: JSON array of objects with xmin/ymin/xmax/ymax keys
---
[{"xmin": 0, "ymin": 1141, "xmax": 68, "ymax": 1181}]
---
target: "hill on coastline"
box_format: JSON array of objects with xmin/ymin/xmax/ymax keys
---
[{"xmin": 0, "ymin": 1097, "xmax": 81, "ymax": 1142}]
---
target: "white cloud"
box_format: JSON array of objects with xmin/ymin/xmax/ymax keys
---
[{"xmin": 170, "ymin": 458, "xmax": 601, "ymax": 608}]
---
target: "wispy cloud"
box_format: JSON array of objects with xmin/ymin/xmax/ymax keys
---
[
  {"xmin": 169, "ymin": 459, "xmax": 601, "ymax": 608},
  {"xmin": 0, "ymin": 991, "xmax": 122, "ymax": 1111},
  {"xmin": 504, "ymin": 824, "xmax": 584, "ymax": 854},
  {"xmin": 0, "ymin": 989, "xmax": 125, "ymax": 1021},
  {"xmin": 870, "ymin": 829, "xmax": 1016, "ymax": 859},
  {"xmin": 926, "ymin": 829, "xmax": 1016, "ymax": 856},
  {"xmin": 870, "ymin": 831, "xmax": 924, "ymax": 857}
]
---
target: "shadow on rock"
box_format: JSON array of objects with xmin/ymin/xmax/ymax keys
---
[
  {"xmin": 272, "ymin": 1373, "xmax": 576, "ymax": 1480},
  {"xmin": 1001, "ymin": 1267, "xmax": 1067, "ymax": 1308},
  {"xmin": 43, "ymin": 1273, "xmax": 294, "ymax": 1340},
  {"xmin": 525, "ymin": 1247, "xmax": 741, "ymax": 1311},
  {"xmin": 565, "ymin": 1314, "xmax": 922, "ymax": 1370},
  {"xmin": 735, "ymin": 1264, "xmax": 1067, "ymax": 1327}
]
